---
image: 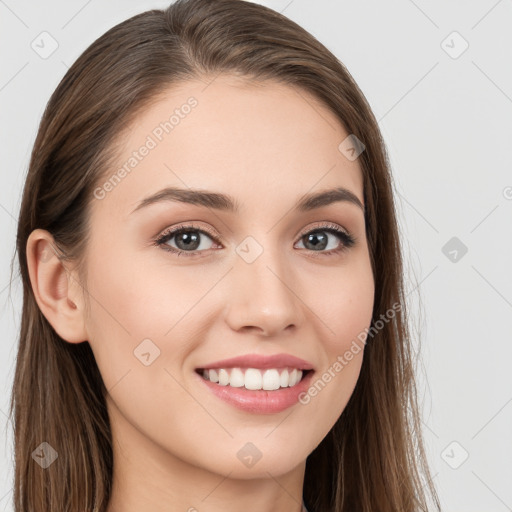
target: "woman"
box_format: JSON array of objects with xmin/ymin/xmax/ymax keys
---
[{"xmin": 11, "ymin": 0, "xmax": 440, "ymax": 510}]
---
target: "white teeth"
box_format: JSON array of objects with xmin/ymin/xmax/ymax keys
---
[
  {"xmin": 229, "ymin": 368, "xmax": 245, "ymax": 387},
  {"xmin": 200, "ymin": 367, "xmax": 305, "ymax": 390},
  {"xmin": 218, "ymin": 368, "xmax": 230, "ymax": 386},
  {"xmin": 244, "ymin": 368, "xmax": 262, "ymax": 390},
  {"xmin": 280, "ymin": 369, "xmax": 289, "ymax": 388},
  {"xmin": 262, "ymin": 369, "xmax": 281, "ymax": 390},
  {"xmin": 209, "ymin": 369, "xmax": 219, "ymax": 383}
]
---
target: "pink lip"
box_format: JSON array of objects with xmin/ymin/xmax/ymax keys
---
[
  {"xmin": 195, "ymin": 369, "xmax": 315, "ymax": 414},
  {"xmin": 196, "ymin": 352, "xmax": 314, "ymax": 371}
]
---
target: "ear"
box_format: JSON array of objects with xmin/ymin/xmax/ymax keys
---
[{"xmin": 26, "ymin": 229, "xmax": 88, "ymax": 344}]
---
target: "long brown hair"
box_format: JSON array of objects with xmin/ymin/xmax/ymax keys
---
[{"xmin": 10, "ymin": 0, "xmax": 440, "ymax": 510}]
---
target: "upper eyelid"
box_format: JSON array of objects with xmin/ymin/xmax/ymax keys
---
[{"xmin": 157, "ymin": 223, "xmax": 219, "ymax": 242}]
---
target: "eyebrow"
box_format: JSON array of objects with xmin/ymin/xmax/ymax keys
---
[{"xmin": 130, "ymin": 186, "xmax": 364, "ymax": 215}]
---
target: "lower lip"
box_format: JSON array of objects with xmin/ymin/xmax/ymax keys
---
[{"xmin": 195, "ymin": 370, "xmax": 315, "ymax": 414}]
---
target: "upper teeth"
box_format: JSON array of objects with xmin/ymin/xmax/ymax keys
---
[{"xmin": 201, "ymin": 367, "xmax": 304, "ymax": 390}]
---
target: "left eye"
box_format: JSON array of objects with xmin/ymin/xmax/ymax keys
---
[{"xmin": 296, "ymin": 228, "xmax": 351, "ymax": 252}]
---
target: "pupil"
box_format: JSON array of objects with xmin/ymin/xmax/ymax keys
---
[
  {"xmin": 305, "ymin": 232, "xmax": 327, "ymax": 250},
  {"xmin": 177, "ymin": 231, "xmax": 200, "ymax": 250}
]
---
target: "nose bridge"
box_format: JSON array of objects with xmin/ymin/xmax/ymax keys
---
[{"xmin": 224, "ymin": 236, "xmax": 302, "ymax": 335}]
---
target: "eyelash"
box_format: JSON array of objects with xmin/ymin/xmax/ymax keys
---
[{"xmin": 153, "ymin": 222, "xmax": 356, "ymax": 258}]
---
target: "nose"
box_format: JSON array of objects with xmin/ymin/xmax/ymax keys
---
[{"xmin": 224, "ymin": 246, "xmax": 303, "ymax": 337}]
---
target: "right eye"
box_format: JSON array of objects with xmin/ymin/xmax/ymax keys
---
[{"xmin": 154, "ymin": 224, "xmax": 222, "ymax": 257}]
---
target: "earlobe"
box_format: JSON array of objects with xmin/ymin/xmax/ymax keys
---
[{"xmin": 26, "ymin": 229, "xmax": 88, "ymax": 344}]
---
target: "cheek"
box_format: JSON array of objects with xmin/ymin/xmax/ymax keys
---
[
  {"xmin": 295, "ymin": 254, "xmax": 374, "ymax": 425},
  {"xmin": 82, "ymin": 241, "xmax": 224, "ymax": 395},
  {"xmin": 84, "ymin": 242, "xmax": 205, "ymax": 341},
  {"xmin": 82, "ymin": 251, "xmax": 204, "ymax": 445},
  {"xmin": 305, "ymin": 254, "xmax": 375, "ymax": 352},
  {"xmin": 81, "ymin": 245, "xmax": 169, "ymax": 386}
]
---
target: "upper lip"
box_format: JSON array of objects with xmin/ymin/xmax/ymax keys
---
[{"xmin": 196, "ymin": 353, "xmax": 314, "ymax": 371}]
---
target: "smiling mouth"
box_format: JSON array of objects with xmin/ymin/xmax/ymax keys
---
[{"xmin": 195, "ymin": 367, "xmax": 313, "ymax": 391}]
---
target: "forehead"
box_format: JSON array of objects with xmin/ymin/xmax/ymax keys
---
[{"xmin": 93, "ymin": 75, "xmax": 364, "ymax": 218}]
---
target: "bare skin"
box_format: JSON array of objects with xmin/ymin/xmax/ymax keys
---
[{"xmin": 27, "ymin": 74, "xmax": 375, "ymax": 512}]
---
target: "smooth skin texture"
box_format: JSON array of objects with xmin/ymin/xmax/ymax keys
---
[{"xmin": 27, "ymin": 75, "xmax": 375, "ymax": 512}]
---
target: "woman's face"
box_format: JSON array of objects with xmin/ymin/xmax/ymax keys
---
[{"xmin": 82, "ymin": 75, "xmax": 374, "ymax": 478}]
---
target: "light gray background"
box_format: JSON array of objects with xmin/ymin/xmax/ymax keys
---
[{"xmin": 1, "ymin": 1, "xmax": 511, "ymax": 510}]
